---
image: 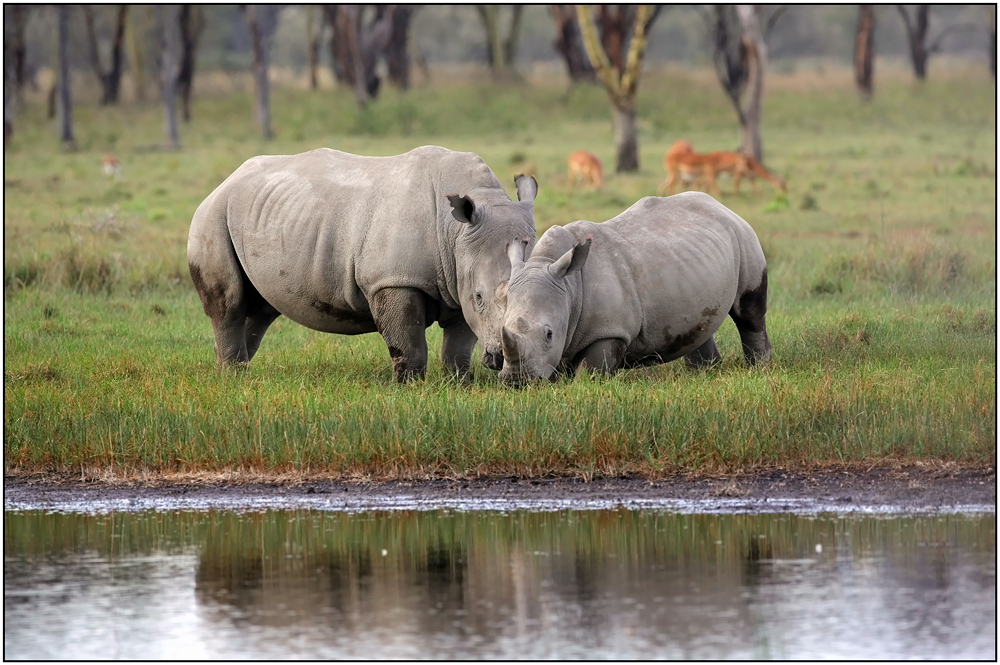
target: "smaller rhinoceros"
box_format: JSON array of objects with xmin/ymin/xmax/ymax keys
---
[{"xmin": 499, "ymin": 192, "xmax": 772, "ymax": 385}]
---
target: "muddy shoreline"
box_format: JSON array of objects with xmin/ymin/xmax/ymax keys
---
[{"xmin": 5, "ymin": 466, "xmax": 996, "ymax": 514}]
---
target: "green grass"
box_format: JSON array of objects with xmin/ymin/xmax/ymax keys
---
[{"xmin": 3, "ymin": 63, "xmax": 995, "ymax": 479}]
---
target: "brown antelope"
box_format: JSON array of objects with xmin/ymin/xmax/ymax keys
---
[
  {"xmin": 657, "ymin": 140, "xmax": 786, "ymax": 197},
  {"xmin": 566, "ymin": 150, "xmax": 603, "ymax": 192}
]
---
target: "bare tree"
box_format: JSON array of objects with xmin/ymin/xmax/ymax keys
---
[
  {"xmin": 6, "ymin": 6, "xmax": 31, "ymax": 94},
  {"xmin": 385, "ymin": 5, "xmax": 418, "ymax": 90},
  {"xmin": 550, "ymin": 5, "xmax": 595, "ymax": 83},
  {"xmin": 160, "ymin": 5, "xmax": 181, "ymax": 148},
  {"xmin": 989, "ymin": 6, "xmax": 997, "ymax": 79},
  {"xmin": 82, "ymin": 5, "xmax": 128, "ymax": 105},
  {"xmin": 56, "ymin": 6, "xmax": 76, "ymax": 151},
  {"xmin": 576, "ymin": 4, "xmax": 656, "ymax": 173},
  {"xmin": 3, "ymin": 7, "xmax": 16, "ymax": 143},
  {"xmin": 127, "ymin": 6, "xmax": 153, "ymax": 102},
  {"xmin": 700, "ymin": 5, "xmax": 775, "ymax": 162},
  {"xmin": 855, "ymin": 6, "xmax": 876, "ymax": 99},
  {"xmin": 177, "ymin": 5, "xmax": 205, "ymax": 122},
  {"xmin": 736, "ymin": 6, "xmax": 767, "ymax": 162},
  {"xmin": 244, "ymin": 5, "xmax": 279, "ymax": 139},
  {"xmin": 475, "ymin": 5, "xmax": 523, "ymax": 81},
  {"xmin": 897, "ymin": 5, "xmax": 978, "ymax": 80},
  {"xmin": 306, "ymin": 6, "xmax": 325, "ymax": 90},
  {"xmin": 325, "ymin": 6, "xmax": 394, "ymax": 107}
]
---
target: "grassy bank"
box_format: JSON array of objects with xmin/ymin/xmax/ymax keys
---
[{"xmin": 3, "ymin": 63, "xmax": 995, "ymax": 479}]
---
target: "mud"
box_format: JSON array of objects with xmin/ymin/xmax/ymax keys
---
[{"xmin": 4, "ymin": 467, "xmax": 995, "ymax": 515}]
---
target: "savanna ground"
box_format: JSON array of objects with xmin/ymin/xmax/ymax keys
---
[{"xmin": 3, "ymin": 61, "xmax": 996, "ymax": 493}]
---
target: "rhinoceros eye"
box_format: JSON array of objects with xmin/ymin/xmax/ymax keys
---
[
  {"xmin": 474, "ymin": 291, "xmax": 484, "ymax": 308},
  {"xmin": 544, "ymin": 325, "xmax": 553, "ymax": 344}
]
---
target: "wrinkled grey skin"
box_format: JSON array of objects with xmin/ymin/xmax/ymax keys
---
[
  {"xmin": 499, "ymin": 192, "xmax": 772, "ymax": 386},
  {"xmin": 187, "ymin": 146, "xmax": 537, "ymax": 382}
]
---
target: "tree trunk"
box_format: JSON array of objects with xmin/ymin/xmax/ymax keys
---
[
  {"xmin": 737, "ymin": 5, "xmax": 766, "ymax": 162},
  {"xmin": 56, "ymin": 6, "xmax": 76, "ymax": 151},
  {"xmin": 244, "ymin": 6, "xmax": 275, "ymax": 139},
  {"xmin": 577, "ymin": 4, "xmax": 654, "ymax": 173},
  {"xmin": 83, "ymin": 5, "xmax": 128, "ymax": 105},
  {"xmin": 990, "ymin": 7, "xmax": 997, "ymax": 78},
  {"xmin": 7, "ymin": 6, "xmax": 30, "ymax": 94},
  {"xmin": 612, "ymin": 104, "xmax": 638, "ymax": 172},
  {"xmin": 4, "ymin": 8, "xmax": 15, "ymax": 143},
  {"xmin": 550, "ymin": 5, "xmax": 595, "ymax": 83},
  {"xmin": 385, "ymin": 6, "xmax": 416, "ymax": 90},
  {"xmin": 710, "ymin": 5, "xmax": 748, "ymax": 126},
  {"xmin": 177, "ymin": 6, "xmax": 203, "ymax": 122},
  {"xmin": 898, "ymin": 5, "xmax": 931, "ymax": 80},
  {"xmin": 160, "ymin": 5, "xmax": 181, "ymax": 148},
  {"xmin": 127, "ymin": 6, "xmax": 152, "ymax": 102},
  {"xmin": 503, "ymin": 6, "xmax": 523, "ymax": 67},
  {"xmin": 106, "ymin": 6, "xmax": 128, "ymax": 105},
  {"xmin": 855, "ymin": 5, "xmax": 875, "ymax": 99},
  {"xmin": 306, "ymin": 6, "xmax": 323, "ymax": 90},
  {"xmin": 476, "ymin": 5, "xmax": 519, "ymax": 81}
]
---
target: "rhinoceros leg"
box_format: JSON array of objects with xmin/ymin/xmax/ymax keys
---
[
  {"xmin": 685, "ymin": 336, "xmax": 721, "ymax": 369},
  {"xmin": 244, "ymin": 301, "xmax": 281, "ymax": 362},
  {"xmin": 574, "ymin": 338, "xmax": 627, "ymax": 376},
  {"xmin": 730, "ymin": 269, "xmax": 773, "ymax": 366},
  {"xmin": 440, "ymin": 315, "xmax": 476, "ymax": 384},
  {"xmin": 370, "ymin": 287, "xmax": 430, "ymax": 383}
]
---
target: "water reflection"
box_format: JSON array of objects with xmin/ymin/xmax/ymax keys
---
[{"xmin": 4, "ymin": 510, "xmax": 996, "ymax": 659}]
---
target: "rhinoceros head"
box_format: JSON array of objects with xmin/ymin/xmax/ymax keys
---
[
  {"xmin": 499, "ymin": 232, "xmax": 591, "ymax": 386},
  {"xmin": 448, "ymin": 174, "xmax": 538, "ymax": 371}
]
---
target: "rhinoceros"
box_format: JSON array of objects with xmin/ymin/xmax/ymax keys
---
[
  {"xmin": 498, "ymin": 192, "xmax": 772, "ymax": 385},
  {"xmin": 187, "ymin": 145, "xmax": 537, "ymax": 382}
]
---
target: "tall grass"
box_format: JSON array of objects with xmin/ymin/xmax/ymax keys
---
[{"xmin": 3, "ymin": 63, "xmax": 995, "ymax": 478}]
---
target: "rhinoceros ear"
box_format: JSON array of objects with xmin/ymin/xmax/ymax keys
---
[
  {"xmin": 514, "ymin": 174, "xmax": 538, "ymax": 204},
  {"xmin": 447, "ymin": 194, "xmax": 476, "ymax": 224},
  {"xmin": 548, "ymin": 235, "xmax": 592, "ymax": 279}
]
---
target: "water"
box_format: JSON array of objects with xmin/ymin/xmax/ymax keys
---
[{"xmin": 4, "ymin": 509, "xmax": 995, "ymax": 659}]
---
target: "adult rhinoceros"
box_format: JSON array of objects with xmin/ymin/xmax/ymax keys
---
[
  {"xmin": 498, "ymin": 192, "xmax": 772, "ymax": 385},
  {"xmin": 187, "ymin": 146, "xmax": 537, "ymax": 382}
]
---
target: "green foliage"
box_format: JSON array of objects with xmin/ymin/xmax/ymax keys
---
[{"xmin": 2, "ymin": 65, "xmax": 995, "ymax": 478}]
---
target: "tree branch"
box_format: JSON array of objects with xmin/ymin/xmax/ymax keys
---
[
  {"xmin": 897, "ymin": 5, "xmax": 915, "ymax": 38},
  {"xmin": 763, "ymin": 6, "xmax": 788, "ymax": 42},
  {"xmin": 927, "ymin": 22, "xmax": 980, "ymax": 54}
]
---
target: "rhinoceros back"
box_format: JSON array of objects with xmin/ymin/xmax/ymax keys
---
[
  {"xmin": 562, "ymin": 192, "xmax": 766, "ymax": 362},
  {"xmin": 200, "ymin": 146, "xmax": 499, "ymax": 334}
]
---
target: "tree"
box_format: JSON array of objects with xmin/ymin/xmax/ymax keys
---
[
  {"xmin": 244, "ymin": 5, "xmax": 279, "ymax": 140},
  {"xmin": 324, "ymin": 5, "xmax": 395, "ymax": 108},
  {"xmin": 6, "ymin": 6, "xmax": 31, "ymax": 94},
  {"xmin": 475, "ymin": 6, "xmax": 523, "ymax": 81},
  {"xmin": 305, "ymin": 6, "xmax": 325, "ymax": 90},
  {"xmin": 126, "ymin": 6, "xmax": 153, "ymax": 102},
  {"xmin": 160, "ymin": 5, "xmax": 181, "ymax": 148},
  {"xmin": 83, "ymin": 5, "xmax": 128, "ymax": 105},
  {"xmin": 550, "ymin": 5, "xmax": 595, "ymax": 83},
  {"xmin": 3, "ymin": 8, "xmax": 16, "ymax": 143},
  {"xmin": 897, "ymin": 5, "xmax": 978, "ymax": 80},
  {"xmin": 56, "ymin": 6, "xmax": 76, "ymax": 151},
  {"xmin": 177, "ymin": 5, "xmax": 205, "ymax": 122},
  {"xmin": 702, "ymin": 5, "xmax": 774, "ymax": 162},
  {"xmin": 989, "ymin": 6, "xmax": 996, "ymax": 79},
  {"xmin": 854, "ymin": 6, "xmax": 876, "ymax": 99},
  {"xmin": 384, "ymin": 5, "xmax": 418, "ymax": 90},
  {"xmin": 576, "ymin": 4, "xmax": 656, "ymax": 173},
  {"xmin": 736, "ymin": 6, "xmax": 767, "ymax": 162}
]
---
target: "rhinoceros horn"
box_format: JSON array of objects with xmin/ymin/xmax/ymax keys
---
[{"xmin": 501, "ymin": 326, "xmax": 521, "ymax": 364}]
